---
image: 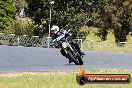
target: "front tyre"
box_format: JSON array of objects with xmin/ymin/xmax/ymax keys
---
[
  {"xmin": 67, "ymin": 51, "xmax": 80, "ymax": 65},
  {"xmin": 78, "ymin": 58, "xmax": 83, "ymax": 65}
]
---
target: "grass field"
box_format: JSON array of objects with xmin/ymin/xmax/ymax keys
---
[
  {"xmin": 0, "ymin": 70, "xmax": 131, "ymax": 88},
  {"xmin": 82, "ymin": 41, "xmax": 132, "ymax": 52},
  {"xmin": 82, "ymin": 27, "xmax": 132, "ymax": 52}
]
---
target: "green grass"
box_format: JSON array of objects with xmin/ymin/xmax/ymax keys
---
[
  {"xmin": 0, "ymin": 70, "xmax": 131, "ymax": 88},
  {"xmin": 82, "ymin": 41, "xmax": 132, "ymax": 52},
  {"xmin": 82, "ymin": 27, "xmax": 132, "ymax": 52}
]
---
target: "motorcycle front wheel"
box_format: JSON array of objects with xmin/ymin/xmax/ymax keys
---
[
  {"xmin": 67, "ymin": 51, "xmax": 80, "ymax": 65},
  {"xmin": 78, "ymin": 58, "xmax": 83, "ymax": 65}
]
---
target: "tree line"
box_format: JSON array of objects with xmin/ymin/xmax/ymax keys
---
[{"xmin": 0, "ymin": 0, "xmax": 132, "ymax": 42}]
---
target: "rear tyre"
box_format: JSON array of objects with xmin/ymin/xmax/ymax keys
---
[{"xmin": 67, "ymin": 51, "xmax": 80, "ymax": 65}]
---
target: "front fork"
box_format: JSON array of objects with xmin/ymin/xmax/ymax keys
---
[{"xmin": 61, "ymin": 42, "xmax": 81, "ymax": 59}]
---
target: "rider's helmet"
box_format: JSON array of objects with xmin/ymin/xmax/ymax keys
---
[{"xmin": 51, "ymin": 25, "xmax": 60, "ymax": 39}]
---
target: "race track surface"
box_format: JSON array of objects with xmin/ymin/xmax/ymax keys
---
[{"xmin": 0, "ymin": 45, "xmax": 132, "ymax": 72}]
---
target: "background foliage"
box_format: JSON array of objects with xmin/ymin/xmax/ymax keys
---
[
  {"xmin": 0, "ymin": 0, "xmax": 131, "ymax": 42},
  {"xmin": 0, "ymin": 0, "xmax": 16, "ymax": 33}
]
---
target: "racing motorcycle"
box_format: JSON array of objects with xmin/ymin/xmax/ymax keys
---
[{"xmin": 50, "ymin": 29, "xmax": 84, "ymax": 65}]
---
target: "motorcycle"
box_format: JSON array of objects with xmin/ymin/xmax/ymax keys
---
[{"xmin": 50, "ymin": 29, "xmax": 84, "ymax": 65}]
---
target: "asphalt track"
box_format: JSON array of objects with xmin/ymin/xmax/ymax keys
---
[{"xmin": 0, "ymin": 45, "xmax": 132, "ymax": 72}]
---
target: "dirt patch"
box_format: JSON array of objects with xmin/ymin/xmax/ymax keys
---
[{"xmin": 0, "ymin": 71, "xmax": 76, "ymax": 77}]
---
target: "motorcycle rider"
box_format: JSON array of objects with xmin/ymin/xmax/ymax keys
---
[{"xmin": 50, "ymin": 25, "xmax": 85, "ymax": 63}]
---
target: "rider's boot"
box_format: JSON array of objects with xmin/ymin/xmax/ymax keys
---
[{"xmin": 80, "ymin": 51, "xmax": 85, "ymax": 55}]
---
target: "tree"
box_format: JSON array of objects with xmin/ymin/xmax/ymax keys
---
[
  {"xmin": 0, "ymin": 0, "xmax": 16, "ymax": 33},
  {"xmin": 26, "ymin": 0, "xmax": 93, "ymax": 38},
  {"xmin": 26, "ymin": 0, "xmax": 131, "ymax": 42},
  {"xmin": 89, "ymin": 0, "xmax": 131, "ymax": 42},
  {"xmin": 14, "ymin": 0, "xmax": 27, "ymax": 16},
  {"xmin": 88, "ymin": 0, "xmax": 110, "ymax": 41},
  {"xmin": 107, "ymin": 0, "xmax": 131, "ymax": 43}
]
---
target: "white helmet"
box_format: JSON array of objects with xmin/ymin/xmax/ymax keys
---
[{"xmin": 51, "ymin": 25, "xmax": 59, "ymax": 34}]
